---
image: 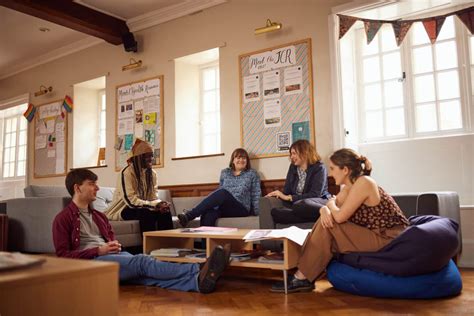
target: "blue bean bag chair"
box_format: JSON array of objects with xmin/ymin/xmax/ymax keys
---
[
  {"xmin": 327, "ymin": 260, "xmax": 462, "ymax": 299},
  {"xmin": 336, "ymin": 215, "xmax": 459, "ymax": 276}
]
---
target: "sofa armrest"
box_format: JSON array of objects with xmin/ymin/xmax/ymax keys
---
[
  {"xmin": 5, "ymin": 196, "xmax": 71, "ymax": 253},
  {"xmin": 259, "ymin": 197, "xmax": 283, "ymax": 229}
]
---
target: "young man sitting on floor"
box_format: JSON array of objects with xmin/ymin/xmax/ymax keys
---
[{"xmin": 52, "ymin": 168, "xmax": 231, "ymax": 293}]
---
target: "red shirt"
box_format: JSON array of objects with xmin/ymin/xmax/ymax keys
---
[{"xmin": 52, "ymin": 201, "xmax": 115, "ymax": 259}]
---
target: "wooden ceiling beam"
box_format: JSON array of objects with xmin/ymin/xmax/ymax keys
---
[{"xmin": 0, "ymin": 0, "xmax": 135, "ymax": 48}]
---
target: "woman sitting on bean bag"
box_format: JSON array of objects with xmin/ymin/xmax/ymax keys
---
[{"xmin": 271, "ymin": 148, "xmax": 409, "ymax": 293}]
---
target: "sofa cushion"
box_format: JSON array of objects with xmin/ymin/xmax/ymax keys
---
[
  {"xmin": 336, "ymin": 215, "xmax": 459, "ymax": 276},
  {"xmin": 110, "ymin": 220, "xmax": 141, "ymax": 235},
  {"xmin": 327, "ymin": 259, "xmax": 462, "ymax": 299},
  {"xmin": 24, "ymin": 185, "xmax": 69, "ymax": 198},
  {"xmin": 92, "ymin": 187, "xmax": 115, "ymax": 212}
]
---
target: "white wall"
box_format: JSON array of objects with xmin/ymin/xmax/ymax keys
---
[
  {"xmin": 0, "ymin": 0, "xmax": 347, "ymax": 188},
  {"xmin": 359, "ymin": 134, "xmax": 474, "ymax": 205}
]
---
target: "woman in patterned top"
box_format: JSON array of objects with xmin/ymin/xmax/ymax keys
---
[
  {"xmin": 178, "ymin": 148, "xmax": 261, "ymax": 227},
  {"xmin": 271, "ymin": 148, "xmax": 409, "ymax": 293}
]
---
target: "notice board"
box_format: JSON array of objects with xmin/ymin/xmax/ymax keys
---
[
  {"xmin": 34, "ymin": 100, "xmax": 68, "ymax": 178},
  {"xmin": 239, "ymin": 38, "xmax": 315, "ymax": 158},
  {"xmin": 115, "ymin": 75, "xmax": 164, "ymax": 170}
]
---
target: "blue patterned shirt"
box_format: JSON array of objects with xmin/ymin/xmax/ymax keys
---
[{"xmin": 219, "ymin": 168, "xmax": 262, "ymax": 215}]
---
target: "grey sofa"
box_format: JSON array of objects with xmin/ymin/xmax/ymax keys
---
[
  {"xmin": 259, "ymin": 191, "xmax": 462, "ymax": 255},
  {"xmin": 5, "ymin": 185, "xmax": 259, "ymax": 253}
]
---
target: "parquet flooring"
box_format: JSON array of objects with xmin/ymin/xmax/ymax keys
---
[{"xmin": 118, "ymin": 268, "xmax": 474, "ymax": 315}]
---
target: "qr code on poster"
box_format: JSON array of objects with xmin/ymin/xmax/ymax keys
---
[{"xmin": 276, "ymin": 132, "xmax": 291, "ymax": 152}]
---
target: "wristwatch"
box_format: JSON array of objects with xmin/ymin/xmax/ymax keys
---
[{"xmin": 288, "ymin": 195, "xmax": 292, "ymax": 202}]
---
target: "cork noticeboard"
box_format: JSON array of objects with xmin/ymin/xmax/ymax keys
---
[
  {"xmin": 115, "ymin": 75, "xmax": 164, "ymax": 170},
  {"xmin": 33, "ymin": 100, "xmax": 68, "ymax": 178},
  {"xmin": 239, "ymin": 38, "xmax": 315, "ymax": 158}
]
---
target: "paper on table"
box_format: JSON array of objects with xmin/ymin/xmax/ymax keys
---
[{"xmin": 243, "ymin": 226, "xmax": 310, "ymax": 246}]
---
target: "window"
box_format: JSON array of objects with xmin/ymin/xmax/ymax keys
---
[
  {"xmin": 342, "ymin": 15, "xmax": 472, "ymax": 143},
  {"xmin": 175, "ymin": 48, "xmax": 221, "ymax": 157},
  {"xmin": 200, "ymin": 63, "xmax": 220, "ymax": 154},
  {"xmin": 72, "ymin": 76, "xmax": 106, "ymax": 168},
  {"xmin": 99, "ymin": 91, "xmax": 106, "ymax": 148},
  {"xmin": 1, "ymin": 104, "xmax": 28, "ymax": 179}
]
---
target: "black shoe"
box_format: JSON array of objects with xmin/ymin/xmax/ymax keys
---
[
  {"xmin": 198, "ymin": 244, "xmax": 231, "ymax": 294},
  {"xmin": 270, "ymin": 275, "xmax": 315, "ymax": 293},
  {"xmin": 178, "ymin": 212, "xmax": 189, "ymax": 228}
]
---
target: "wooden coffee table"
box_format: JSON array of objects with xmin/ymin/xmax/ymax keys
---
[{"xmin": 143, "ymin": 228, "xmax": 302, "ymax": 294}]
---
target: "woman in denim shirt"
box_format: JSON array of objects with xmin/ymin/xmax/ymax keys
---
[
  {"xmin": 178, "ymin": 148, "xmax": 261, "ymax": 227},
  {"xmin": 266, "ymin": 139, "xmax": 330, "ymax": 224}
]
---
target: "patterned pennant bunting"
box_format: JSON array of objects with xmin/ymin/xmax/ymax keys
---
[
  {"xmin": 62, "ymin": 95, "xmax": 73, "ymax": 112},
  {"xmin": 364, "ymin": 21, "xmax": 382, "ymax": 45},
  {"xmin": 338, "ymin": 14, "xmax": 358, "ymax": 39},
  {"xmin": 456, "ymin": 8, "xmax": 474, "ymax": 35},
  {"xmin": 23, "ymin": 103, "xmax": 36, "ymax": 122},
  {"xmin": 392, "ymin": 21, "xmax": 413, "ymax": 46},
  {"xmin": 423, "ymin": 17, "xmax": 446, "ymax": 44}
]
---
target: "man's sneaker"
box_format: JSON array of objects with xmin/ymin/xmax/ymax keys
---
[
  {"xmin": 198, "ymin": 244, "xmax": 231, "ymax": 294},
  {"xmin": 270, "ymin": 274, "xmax": 315, "ymax": 293},
  {"xmin": 178, "ymin": 212, "xmax": 189, "ymax": 228}
]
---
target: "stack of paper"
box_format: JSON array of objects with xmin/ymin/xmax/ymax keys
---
[
  {"xmin": 181, "ymin": 226, "xmax": 238, "ymax": 233},
  {"xmin": 150, "ymin": 248, "xmax": 192, "ymax": 257},
  {"xmin": 243, "ymin": 226, "xmax": 311, "ymax": 246}
]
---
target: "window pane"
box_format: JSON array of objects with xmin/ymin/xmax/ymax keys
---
[
  {"xmin": 19, "ymin": 130, "xmax": 26, "ymax": 145},
  {"xmin": 10, "ymin": 118, "xmax": 17, "ymax": 132},
  {"xmin": 382, "ymin": 52, "xmax": 401, "ymax": 80},
  {"xmin": 202, "ymin": 113, "xmax": 218, "ymax": 134},
  {"xmin": 381, "ymin": 25, "xmax": 397, "ymax": 52},
  {"xmin": 412, "ymin": 46, "xmax": 433, "ymax": 74},
  {"xmin": 100, "ymin": 112, "xmax": 106, "ymax": 128},
  {"xmin": 202, "ymin": 135, "xmax": 216, "ymax": 154},
  {"xmin": 9, "ymin": 148, "xmax": 15, "ymax": 161},
  {"xmin": 437, "ymin": 16, "xmax": 455, "ymax": 41},
  {"xmin": 435, "ymin": 41, "xmax": 457, "ymax": 70},
  {"xmin": 101, "ymin": 94, "xmax": 106, "ymax": 110},
  {"xmin": 412, "ymin": 22, "xmax": 430, "ymax": 45},
  {"xmin": 364, "ymin": 84, "xmax": 382, "ymax": 110},
  {"xmin": 10, "ymin": 132, "xmax": 16, "ymax": 147},
  {"xmin": 363, "ymin": 57, "xmax": 380, "ymax": 83},
  {"xmin": 365, "ymin": 111, "xmax": 383, "ymax": 138},
  {"xmin": 3, "ymin": 163, "xmax": 9, "ymax": 178},
  {"xmin": 9, "ymin": 162, "xmax": 14, "ymax": 177},
  {"xmin": 439, "ymin": 100, "xmax": 462, "ymax": 130},
  {"xmin": 385, "ymin": 108, "xmax": 405, "ymax": 136},
  {"xmin": 5, "ymin": 148, "xmax": 11, "ymax": 162},
  {"xmin": 437, "ymin": 70, "xmax": 460, "ymax": 100},
  {"xmin": 18, "ymin": 145, "xmax": 26, "ymax": 161},
  {"xmin": 384, "ymin": 80, "xmax": 404, "ymax": 108},
  {"xmin": 5, "ymin": 119, "xmax": 11, "ymax": 132},
  {"xmin": 414, "ymin": 74, "xmax": 435, "ymax": 103},
  {"xmin": 203, "ymin": 91, "xmax": 217, "ymax": 112},
  {"xmin": 5, "ymin": 133, "xmax": 11, "ymax": 147},
  {"xmin": 20, "ymin": 117, "xmax": 27, "ymax": 130},
  {"xmin": 203, "ymin": 69, "xmax": 216, "ymax": 90},
  {"xmin": 416, "ymin": 103, "xmax": 437, "ymax": 132},
  {"xmin": 17, "ymin": 161, "xmax": 25, "ymax": 177}
]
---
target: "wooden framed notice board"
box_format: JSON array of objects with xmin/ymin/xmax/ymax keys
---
[
  {"xmin": 115, "ymin": 75, "xmax": 164, "ymax": 170},
  {"xmin": 239, "ymin": 38, "xmax": 315, "ymax": 158},
  {"xmin": 33, "ymin": 100, "xmax": 68, "ymax": 178}
]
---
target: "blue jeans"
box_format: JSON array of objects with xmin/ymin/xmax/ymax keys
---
[
  {"xmin": 186, "ymin": 188, "xmax": 250, "ymax": 226},
  {"xmin": 94, "ymin": 252, "xmax": 200, "ymax": 292}
]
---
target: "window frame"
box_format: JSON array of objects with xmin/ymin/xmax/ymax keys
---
[{"xmin": 98, "ymin": 89, "xmax": 106, "ymax": 149}]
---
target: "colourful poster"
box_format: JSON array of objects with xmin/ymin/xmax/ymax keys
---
[
  {"xmin": 145, "ymin": 129, "xmax": 155, "ymax": 146},
  {"xmin": 144, "ymin": 112, "xmax": 157, "ymax": 125}
]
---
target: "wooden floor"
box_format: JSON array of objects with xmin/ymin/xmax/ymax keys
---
[{"xmin": 118, "ymin": 268, "xmax": 474, "ymax": 315}]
